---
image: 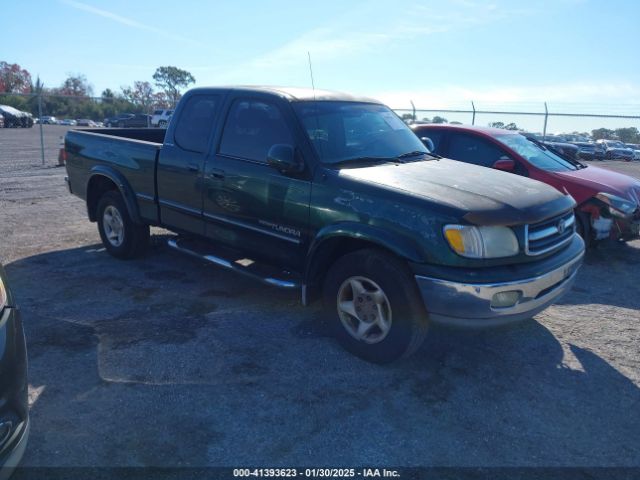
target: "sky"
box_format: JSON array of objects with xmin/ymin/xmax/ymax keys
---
[{"xmin": 2, "ymin": 0, "xmax": 639, "ymax": 133}]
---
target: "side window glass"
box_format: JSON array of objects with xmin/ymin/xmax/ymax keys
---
[
  {"xmin": 447, "ymin": 133, "xmax": 504, "ymax": 167},
  {"xmin": 219, "ymin": 99, "xmax": 293, "ymax": 162},
  {"xmin": 174, "ymin": 95, "xmax": 219, "ymax": 153}
]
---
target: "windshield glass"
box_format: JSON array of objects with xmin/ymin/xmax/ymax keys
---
[
  {"xmin": 292, "ymin": 101, "xmax": 428, "ymax": 164},
  {"xmin": 495, "ymin": 134, "xmax": 577, "ymax": 171}
]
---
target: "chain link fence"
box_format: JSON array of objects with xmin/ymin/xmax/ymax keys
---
[
  {"xmin": 393, "ymin": 101, "xmax": 640, "ymax": 138},
  {"xmin": 1, "ymin": 93, "xmax": 639, "ymax": 176},
  {"xmin": 0, "ymin": 91, "xmax": 160, "ymax": 175}
]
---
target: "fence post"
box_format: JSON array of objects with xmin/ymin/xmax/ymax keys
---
[
  {"xmin": 471, "ymin": 101, "xmax": 476, "ymax": 125},
  {"xmin": 410, "ymin": 100, "xmax": 416, "ymax": 122},
  {"xmin": 38, "ymin": 92, "xmax": 45, "ymax": 166},
  {"xmin": 542, "ymin": 102, "xmax": 548, "ymax": 141}
]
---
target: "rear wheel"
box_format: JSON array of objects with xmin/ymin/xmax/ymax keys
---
[
  {"xmin": 96, "ymin": 191, "xmax": 149, "ymax": 259},
  {"xmin": 323, "ymin": 249, "xmax": 428, "ymax": 364}
]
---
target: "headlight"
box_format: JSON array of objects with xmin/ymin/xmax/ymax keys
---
[
  {"xmin": 0, "ymin": 275, "xmax": 7, "ymax": 311},
  {"xmin": 443, "ymin": 225, "xmax": 519, "ymax": 258},
  {"xmin": 596, "ymin": 192, "xmax": 637, "ymax": 218}
]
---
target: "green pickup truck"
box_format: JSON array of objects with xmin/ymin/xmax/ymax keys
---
[{"xmin": 65, "ymin": 86, "xmax": 584, "ymax": 363}]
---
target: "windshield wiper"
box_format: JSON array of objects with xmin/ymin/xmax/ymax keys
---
[
  {"xmin": 328, "ymin": 156, "xmax": 399, "ymax": 168},
  {"xmin": 396, "ymin": 150, "xmax": 441, "ymax": 160}
]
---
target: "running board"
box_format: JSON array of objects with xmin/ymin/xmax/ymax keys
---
[{"xmin": 167, "ymin": 237, "xmax": 301, "ymax": 289}]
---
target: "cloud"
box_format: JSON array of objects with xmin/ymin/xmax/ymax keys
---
[
  {"xmin": 214, "ymin": 0, "xmax": 516, "ymax": 82},
  {"xmin": 60, "ymin": 0, "xmax": 201, "ymax": 46},
  {"xmin": 371, "ymin": 82, "xmax": 640, "ymax": 112}
]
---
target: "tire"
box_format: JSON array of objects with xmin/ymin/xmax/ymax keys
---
[
  {"xmin": 575, "ymin": 210, "xmax": 592, "ymax": 248},
  {"xmin": 96, "ymin": 190, "xmax": 149, "ymax": 259},
  {"xmin": 322, "ymin": 248, "xmax": 429, "ymax": 364}
]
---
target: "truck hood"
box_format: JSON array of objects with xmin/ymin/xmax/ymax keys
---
[
  {"xmin": 551, "ymin": 165, "xmax": 640, "ymax": 205},
  {"xmin": 338, "ymin": 159, "xmax": 574, "ymax": 226}
]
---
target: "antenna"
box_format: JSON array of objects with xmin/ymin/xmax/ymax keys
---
[
  {"xmin": 307, "ymin": 51, "xmax": 323, "ymax": 158},
  {"xmin": 307, "ymin": 51, "xmax": 316, "ymax": 96}
]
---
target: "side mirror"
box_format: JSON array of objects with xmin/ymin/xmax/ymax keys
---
[
  {"xmin": 267, "ymin": 144, "xmax": 303, "ymax": 174},
  {"xmin": 420, "ymin": 137, "xmax": 434, "ymax": 152},
  {"xmin": 493, "ymin": 156, "xmax": 515, "ymax": 172}
]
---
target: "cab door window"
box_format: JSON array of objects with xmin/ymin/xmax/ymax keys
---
[{"xmin": 219, "ymin": 99, "xmax": 293, "ymax": 163}]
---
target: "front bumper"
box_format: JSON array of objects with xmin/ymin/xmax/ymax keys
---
[
  {"xmin": 0, "ymin": 305, "xmax": 29, "ymax": 478},
  {"xmin": 415, "ymin": 243, "xmax": 584, "ymax": 327},
  {"xmin": 0, "ymin": 417, "xmax": 29, "ymax": 480}
]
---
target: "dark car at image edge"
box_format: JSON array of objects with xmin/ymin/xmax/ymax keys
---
[{"xmin": 0, "ymin": 265, "xmax": 29, "ymax": 478}]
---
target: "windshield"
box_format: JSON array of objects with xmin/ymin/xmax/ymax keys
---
[
  {"xmin": 292, "ymin": 101, "xmax": 428, "ymax": 164},
  {"xmin": 495, "ymin": 134, "xmax": 578, "ymax": 172}
]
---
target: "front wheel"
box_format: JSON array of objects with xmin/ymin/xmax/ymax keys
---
[
  {"xmin": 97, "ymin": 191, "xmax": 149, "ymax": 259},
  {"xmin": 323, "ymin": 249, "xmax": 428, "ymax": 364}
]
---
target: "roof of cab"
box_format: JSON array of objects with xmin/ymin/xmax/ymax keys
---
[{"xmin": 187, "ymin": 86, "xmax": 382, "ymax": 103}]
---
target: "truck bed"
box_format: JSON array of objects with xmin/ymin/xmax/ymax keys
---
[
  {"xmin": 78, "ymin": 128, "xmax": 167, "ymax": 144},
  {"xmin": 65, "ymin": 128, "xmax": 164, "ymax": 224}
]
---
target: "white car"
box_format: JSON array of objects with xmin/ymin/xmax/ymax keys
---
[{"xmin": 150, "ymin": 109, "xmax": 173, "ymax": 127}]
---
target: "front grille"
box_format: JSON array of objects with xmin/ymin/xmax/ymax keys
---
[{"xmin": 525, "ymin": 210, "xmax": 575, "ymax": 256}]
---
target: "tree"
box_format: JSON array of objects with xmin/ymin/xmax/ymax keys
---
[
  {"xmin": 488, "ymin": 121, "xmax": 519, "ymax": 130},
  {"xmin": 101, "ymin": 88, "xmax": 115, "ymax": 103},
  {"xmin": 591, "ymin": 128, "xmax": 615, "ymax": 140},
  {"xmin": 152, "ymin": 66, "xmax": 195, "ymax": 106},
  {"xmin": 121, "ymin": 81, "xmax": 156, "ymax": 111},
  {"xmin": 58, "ymin": 73, "xmax": 93, "ymax": 97},
  {"xmin": 0, "ymin": 61, "xmax": 32, "ymax": 94},
  {"xmin": 614, "ymin": 127, "xmax": 640, "ymax": 144},
  {"xmin": 431, "ymin": 116, "xmax": 448, "ymax": 124},
  {"xmin": 400, "ymin": 113, "xmax": 415, "ymax": 123}
]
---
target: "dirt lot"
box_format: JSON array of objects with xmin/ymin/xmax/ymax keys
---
[{"xmin": 1, "ymin": 127, "xmax": 639, "ymax": 470}]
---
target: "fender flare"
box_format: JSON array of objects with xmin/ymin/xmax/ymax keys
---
[
  {"xmin": 304, "ymin": 222, "xmax": 425, "ymax": 286},
  {"xmin": 86, "ymin": 165, "xmax": 142, "ymax": 224}
]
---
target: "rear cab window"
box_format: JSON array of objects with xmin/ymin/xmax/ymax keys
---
[{"xmin": 173, "ymin": 95, "xmax": 220, "ymax": 153}]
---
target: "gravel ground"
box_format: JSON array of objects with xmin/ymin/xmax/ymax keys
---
[{"xmin": 0, "ymin": 128, "xmax": 639, "ymax": 471}]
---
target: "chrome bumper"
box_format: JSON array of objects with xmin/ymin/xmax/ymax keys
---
[{"xmin": 415, "ymin": 251, "xmax": 584, "ymax": 327}]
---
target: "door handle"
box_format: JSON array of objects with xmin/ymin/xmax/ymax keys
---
[
  {"xmin": 187, "ymin": 163, "xmax": 199, "ymax": 172},
  {"xmin": 209, "ymin": 168, "xmax": 225, "ymax": 180}
]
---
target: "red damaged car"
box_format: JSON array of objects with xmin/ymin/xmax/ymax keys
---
[{"xmin": 411, "ymin": 124, "xmax": 640, "ymax": 245}]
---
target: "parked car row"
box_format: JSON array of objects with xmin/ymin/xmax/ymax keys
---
[
  {"xmin": 103, "ymin": 113, "xmax": 152, "ymax": 128},
  {"xmin": 532, "ymin": 134, "xmax": 637, "ymax": 162},
  {"xmin": 596, "ymin": 139, "xmax": 636, "ymax": 161},
  {"xmin": 104, "ymin": 111, "xmax": 173, "ymax": 128},
  {"xmin": 413, "ymin": 124, "xmax": 640, "ymax": 246},
  {"xmin": 0, "ymin": 105, "xmax": 34, "ymax": 128}
]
